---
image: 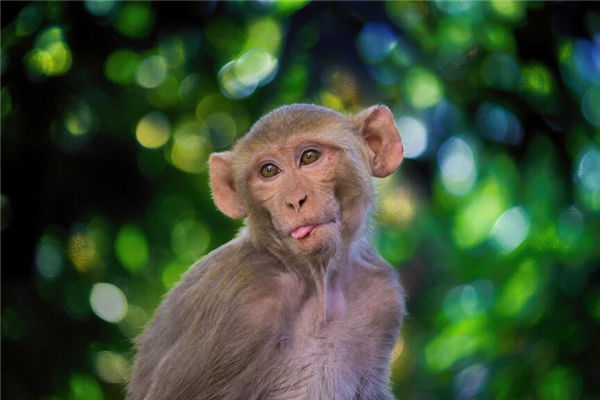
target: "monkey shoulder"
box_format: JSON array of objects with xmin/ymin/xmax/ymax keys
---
[
  {"xmin": 129, "ymin": 239, "xmax": 286, "ymax": 399},
  {"xmin": 347, "ymin": 246, "xmax": 406, "ymax": 327},
  {"xmin": 178, "ymin": 237, "xmax": 282, "ymax": 319},
  {"xmin": 135, "ymin": 238, "xmax": 274, "ymax": 344}
]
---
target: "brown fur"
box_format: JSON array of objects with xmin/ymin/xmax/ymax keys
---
[{"xmin": 127, "ymin": 104, "xmax": 405, "ymax": 400}]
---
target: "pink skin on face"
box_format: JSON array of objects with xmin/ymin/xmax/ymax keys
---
[
  {"xmin": 290, "ymin": 220, "xmax": 336, "ymax": 240},
  {"xmin": 290, "ymin": 224, "xmax": 316, "ymax": 239}
]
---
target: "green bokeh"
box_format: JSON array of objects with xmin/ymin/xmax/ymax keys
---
[
  {"xmin": 403, "ymin": 67, "xmax": 443, "ymax": 109},
  {"xmin": 69, "ymin": 373, "xmax": 104, "ymax": 400},
  {"xmin": 104, "ymin": 49, "xmax": 141, "ymax": 84},
  {"xmin": 115, "ymin": 225, "xmax": 149, "ymax": 273},
  {"xmin": 113, "ymin": 2, "xmax": 154, "ymax": 39}
]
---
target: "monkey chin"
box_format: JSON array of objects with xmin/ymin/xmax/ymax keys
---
[{"xmin": 289, "ymin": 220, "xmax": 340, "ymax": 257}]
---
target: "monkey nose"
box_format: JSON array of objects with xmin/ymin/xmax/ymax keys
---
[{"xmin": 286, "ymin": 194, "xmax": 307, "ymax": 212}]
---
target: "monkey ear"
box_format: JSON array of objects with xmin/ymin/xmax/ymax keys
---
[
  {"xmin": 356, "ymin": 105, "xmax": 404, "ymax": 178},
  {"xmin": 209, "ymin": 152, "xmax": 246, "ymax": 219}
]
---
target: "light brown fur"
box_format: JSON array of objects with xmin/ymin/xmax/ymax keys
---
[{"xmin": 127, "ymin": 104, "xmax": 405, "ymax": 400}]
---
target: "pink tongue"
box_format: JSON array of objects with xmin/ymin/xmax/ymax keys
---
[{"xmin": 291, "ymin": 225, "xmax": 315, "ymax": 239}]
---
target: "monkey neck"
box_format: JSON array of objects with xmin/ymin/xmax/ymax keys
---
[
  {"xmin": 241, "ymin": 221, "xmax": 367, "ymax": 322},
  {"xmin": 261, "ymin": 233, "xmax": 360, "ymax": 324}
]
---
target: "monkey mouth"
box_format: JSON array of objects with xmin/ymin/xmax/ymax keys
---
[{"xmin": 290, "ymin": 220, "xmax": 336, "ymax": 240}]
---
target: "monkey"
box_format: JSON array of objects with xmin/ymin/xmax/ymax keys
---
[{"xmin": 126, "ymin": 104, "xmax": 406, "ymax": 400}]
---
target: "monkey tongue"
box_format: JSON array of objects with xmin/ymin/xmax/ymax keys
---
[{"xmin": 290, "ymin": 224, "xmax": 316, "ymax": 240}]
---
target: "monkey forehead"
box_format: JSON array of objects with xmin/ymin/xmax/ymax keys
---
[{"xmin": 235, "ymin": 104, "xmax": 355, "ymax": 152}]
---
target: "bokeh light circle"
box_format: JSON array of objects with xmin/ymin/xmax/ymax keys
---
[
  {"xmin": 136, "ymin": 55, "xmax": 168, "ymax": 89},
  {"xmin": 357, "ymin": 22, "xmax": 398, "ymax": 63},
  {"xmin": 95, "ymin": 351, "xmax": 130, "ymax": 384},
  {"xmin": 396, "ymin": 117, "xmax": 428, "ymax": 159},
  {"xmin": 105, "ymin": 49, "xmax": 141, "ymax": 84},
  {"xmin": 490, "ymin": 206, "xmax": 530, "ymax": 253},
  {"xmin": 557, "ymin": 205, "xmax": 584, "ymax": 247},
  {"xmin": 171, "ymin": 220, "xmax": 210, "ymax": 262},
  {"xmin": 85, "ymin": 0, "xmax": 117, "ymax": 17},
  {"xmin": 575, "ymin": 147, "xmax": 600, "ymax": 191},
  {"xmin": 581, "ymin": 85, "xmax": 600, "ymax": 127},
  {"xmin": 170, "ymin": 120, "xmax": 209, "ymax": 173},
  {"xmin": 90, "ymin": 283, "xmax": 128, "ymax": 323},
  {"xmin": 218, "ymin": 50, "xmax": 278, "ymax": 99},
  {"xmin": 437, "ymin": 137, "xmax": 477, "ymax": 195},
  {"xmin": 475, "ymin": 102, "xmax": 523, "ymax": 145},
  {"xmin": 36, "ymin": 240, "xmax": 63, "ymax": 280},
  {"xmin": 115, "ymin": 224, "xmax": 150, "ymax": 273},
  {"xmin": 404, "ymin": 67, "xmax": 443, "ymax": 109},
  {"xmin": 136, "ymin": 111, "xmax": 171, "ymax": 149}
]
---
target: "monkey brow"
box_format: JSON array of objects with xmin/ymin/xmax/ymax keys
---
[{"xmin": 253, "ymin": 142, "xmax": 321, "ymax": 155}]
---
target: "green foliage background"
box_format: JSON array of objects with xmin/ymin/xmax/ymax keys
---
[{"xmin": 1, "ymin": 1, "xmax": 599, "ymax": 399}]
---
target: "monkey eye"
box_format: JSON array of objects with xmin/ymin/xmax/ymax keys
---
[
  {"xmin": 259, "ymin": 163, "xmax": 280, "ymax": 178},
  {"xmin": 300, "ymin": 149, "xmax": 321, "ymax": 166}
]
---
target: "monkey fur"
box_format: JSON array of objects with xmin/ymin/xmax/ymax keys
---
[{"xmin": 127, "ymin": 104, "xmax": 405, "ymax": 400}]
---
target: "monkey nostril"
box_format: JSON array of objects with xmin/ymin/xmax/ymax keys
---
[
  {"xmin": 286, "ymin": 194, "xmax": 307, "ymax": 211},
  {"xmin": 298, "ymin": 195, "xmax": 307, "ymax": 208}
]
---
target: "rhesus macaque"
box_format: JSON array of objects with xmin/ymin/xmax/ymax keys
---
[{"xmin": 127, "ymin": 104, "xmax": 405, "ymax": 400}]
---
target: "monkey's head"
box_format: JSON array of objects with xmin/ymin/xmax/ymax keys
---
[{"xmin": 209, "ymin": 104, "xmax": 403, "ymax": 258}]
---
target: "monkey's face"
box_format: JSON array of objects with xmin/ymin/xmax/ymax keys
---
[
  {"xmin": 246, "ymin": 135, "xmax": 353, "ymax": 255},
  {"xmin": 209, "ymin": 104, "xmax": 404, "ymax": 257}
]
